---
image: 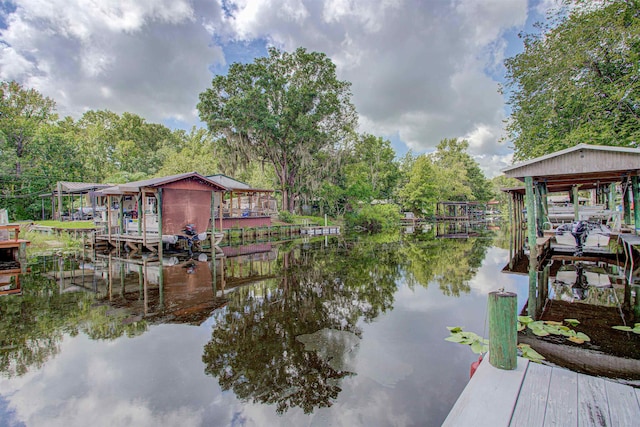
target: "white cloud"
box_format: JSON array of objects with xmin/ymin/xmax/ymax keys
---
[
  {"xmin": 0, "ymin": 0, "xmax": 550, "ymax": 172},
  {"xmin": 0, "ymin": 0, "xmax": 224, "ymax": 124}
]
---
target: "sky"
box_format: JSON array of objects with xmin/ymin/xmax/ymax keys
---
[{"xmin": 0, "ymin": 0, "xmax": 558, "ymax": 177}]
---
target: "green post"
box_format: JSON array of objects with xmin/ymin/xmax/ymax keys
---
[
  {"xmin": 624, "ymin": 178, "xmax": 631, "ymax": 226},
  {"xmin": 608, "ymin": 183, "xmax": 616, "ymax": 211},
  {"xmin": 525, "ymin": 177, "xmax": 537, "ymax": 258},
  {"xmin": 572, "ymin": 185, "xmax": 579, "ymax": 221},
  {"xmin": 488, "ymin": 290, "xmax": 518, "ymax": 370},
  {"xmin": 632, "ymin": 176, "xmax": 640, "ymax": 234}
]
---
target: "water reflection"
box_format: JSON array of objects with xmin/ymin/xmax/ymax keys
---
[{"xmin": 1, "ymin": 231, "xmax": 511, "ymax": 425}]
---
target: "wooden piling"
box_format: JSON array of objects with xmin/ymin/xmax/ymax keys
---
[{"xmin": 488, "ymin": 290, "xmax": 517, "ymax": 370}]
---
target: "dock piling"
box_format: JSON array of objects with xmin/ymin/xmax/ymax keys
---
[{"xmin": 488, "ymin": 290, "xmax": 517, "ymax": 370}]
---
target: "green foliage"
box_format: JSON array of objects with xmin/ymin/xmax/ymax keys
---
[
  {"xmin": 446, "ymin": 316, "xmax": 591, "ymax": 363},
  {"xmin": 278, "ymin": 210, "xmax": 295, "ymax": 223},
  {"xmin": 198, "ymin": 46, "xmax": 358, "ymax": 212},
  {"xmin": 399, "ymin": 139, "xmax": 490, "ymax": 215},
  {"xmin": 612, "ymin": 323, "xmax": 640, "ymax": 334},
  {"xmin": 346, "ymin": 204, "xmax": 401, "ymax": 232},
  {"xmin": 518, "ymin": 316, "xmax": 590, "ymax": 344},
  {"xmin": 445, "ymin": 327, "xmax": 489, "ymax": 354},
  {"xmin": 343, "ymin": 134, "xmax": 399, "ymax": 204},
  {"xmin": 504, "ymin": 0, "xmax": 640, "ymax": 160}
]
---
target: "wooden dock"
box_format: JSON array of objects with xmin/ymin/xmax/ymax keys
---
[{"xmin": 443, "ymin": 357, "xmax": 640, "ymax": 426}]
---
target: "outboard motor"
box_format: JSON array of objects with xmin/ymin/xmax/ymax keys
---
[
  {"xmin": 184, "ymin": 223, "xmax": 197, "ymax": 236},
  {"xmin": 568, "ymin": 220, "xmax": 589, "ymax": 256},
  {"xmin": 179, "ymin": 224, "xmax": 199, "ymax": 255}
]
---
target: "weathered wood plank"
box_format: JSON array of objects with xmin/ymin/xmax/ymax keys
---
[
  {"xmin": 577, "ymin": 374, "xmax": 610, "ymax": 427},
  {"xmin": 442, "ymin": 357, "xmax": 529, "ymax": 427},
  {"xmin": 605, "ymin": 380, "xmax": 640, "ymax": 426},
  {"xmin": 544, "ymin": 367, "xmax": 578, "ymax": 427},
  {"xmin": 510, "ymin": 362, "xmax": 552, "ymax": 426}
]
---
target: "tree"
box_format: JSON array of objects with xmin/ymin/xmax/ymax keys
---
[
  {"xmin": 344, "ymin": 134, "xmax": 399, "ymax": 203},
  {"xmin": 504, "ymin": 0, "xmax": 640, "ymax": 160},
  {"xmin": 399, "ymin": 154, "xmax": 442, "ymax": 214},
  {"xmin": 198, "ymin": 47, "xmax": 358, "ymax": 212},
  {"xmin": 0, "ymin": 81, "xmax": 57, "ymax": 176},
  {"xmin": 433, "ymin": 138, "xmax": 492, "ymax": 202}
]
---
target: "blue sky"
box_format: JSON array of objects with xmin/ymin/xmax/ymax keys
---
[{"xmin": 0, "ymin": 0, "xmax": 557, "ymax": 177}]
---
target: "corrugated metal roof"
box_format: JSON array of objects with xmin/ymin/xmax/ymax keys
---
[
  {"xmin": 58, "ymin": 181, "xmax": 112, "ymax": 193},
  {"xmin": 207, "ymin": 174, "xmax": 273, "ymax": 192},
  {"xmin": 97, "ymin": 172, "xmax": 229, "ymax": 195},
  {"xmin": 502, "ymin": 143, "xmax": 640, "ymax": 173}
]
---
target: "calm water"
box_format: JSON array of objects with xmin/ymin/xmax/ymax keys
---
[{"xmin": 1, "ymin": 229, "xmax": 533, "ymax": 427}]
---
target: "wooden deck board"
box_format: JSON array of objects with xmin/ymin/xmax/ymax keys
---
[
  {"xmin": 446, "ymin": 357, "xmax": 640, "ymax": 427},
  {"xmin": 605, "ymin": 379, "xmax": 640, "ymax": 426},
  {"xmin": 577, "ymin": 374, "xmax": 610, "ymax": 427},
  {"xmin": 544, "ymin": 367, "xmax": 578, "ymax": 427},
  {"xmin": 442, "ymin": 357, "xmax": 529, "ymax": 427},
  {"xmin": 509, "ymin": 362, "xmax": 551, "ymax": 426}
]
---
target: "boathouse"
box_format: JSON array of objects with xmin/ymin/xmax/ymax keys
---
[
  {"xmin": 94, "ymin": 172, "xmax": 228, "ymax": 254},
  {"xmin": 502, "ymin": 143, "xmax": 640, "ymax": 237}
]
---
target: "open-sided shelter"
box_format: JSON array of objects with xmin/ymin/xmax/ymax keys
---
[{"xmin": 502, "ymin": 143, "xmax": 640, "ymax": 235}]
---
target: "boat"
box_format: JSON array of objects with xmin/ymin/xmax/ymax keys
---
[{"xmin": 554, "ymin": 220, "xmax": 611, "ymax": 255}]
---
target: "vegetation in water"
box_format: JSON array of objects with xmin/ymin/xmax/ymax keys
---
[
  {"xmin": 518, "ymin": 316, "xmax": 591, "ymax": 344},
  {"xmin": 611, "ymin": 323, "xmax": 640, "ymax": 334},
  {"xmin": 446, "ymin": 316, "xmax": 591, "ymax": 363}
]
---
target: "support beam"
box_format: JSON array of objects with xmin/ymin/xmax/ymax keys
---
[
  {"xmin": 157, "ymin": 188, "xmax": 163, "ymax": 260},
  {"xmin": 609, "ymin": 183, "xmax": 616, "ymax": 211},
  {"xmin": 525, "ymin": 177, "xmax": 537, "ymax": 258},
  {"xmin": 572, "ymin": 185, "xmax": 579, "ymax": 221},
  {"xmin": 624, "ymin": 178, "xmax": 631, "ymax": 226},
  {"xmin": 633, "ymin": 176, "xmax": 640, "ymax": 234}
]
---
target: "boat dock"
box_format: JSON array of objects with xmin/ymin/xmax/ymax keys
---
[{"xmin": 443, "ymin": 356, "xmax": 640, "ymax": 426}]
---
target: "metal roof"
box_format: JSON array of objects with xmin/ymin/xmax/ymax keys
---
[
  {"xmin": 97, "ymin": 172, "xmax": 229, "ymax": 195},
  {"xmin": 207, "ymin": 174, "xmax": 273, "ymax": 193},
  {"xmin": 501, "ymin": 144, "xmax": 640, "ymax": 193},
  {"xmin": 56, "ymin": 181, "xmax": 112, "ymax": 193}
]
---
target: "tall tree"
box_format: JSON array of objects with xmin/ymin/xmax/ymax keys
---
[
  {"xmin": 433, "ymin": 138, "xmax": 492, "ymax": 202},
  {"xmin": 504, "ymin": 0, "xmax": 640, "ymax": 160},
  {"xmin": 198, "ymin": 47, "xmax": 358, "ymax": 212},
  {"xmin": 0, "ymin": 81, "xmax": 57, "ymax": 176},
  {"xmin": 345, "ymin": 134, "xmax": 399, "ymax": 203}
]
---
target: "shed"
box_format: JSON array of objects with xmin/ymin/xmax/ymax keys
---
[{"xmin": 95, "ymin": 172, "xmax": 228, "ymax": 253}]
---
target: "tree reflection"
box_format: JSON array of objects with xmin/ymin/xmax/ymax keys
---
[
  {"xmin": 202, "ymin": 237, "xmax": 401, "ymax": 414},
  {"xmin": 401, "ymin": 233, "xmax": 492, "ymax": 296},
  {"xmin": 0, "ymin": 268, "xmax": 147, "ymax": 378}
]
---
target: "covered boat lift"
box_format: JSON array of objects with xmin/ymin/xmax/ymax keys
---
[
  {"xmin": 502, "ymin": 144, "xmax": 640, "ymax": 245},
  {"xmin": 43, "ymin": 181, "xmax": 112, "ymax": 221}
]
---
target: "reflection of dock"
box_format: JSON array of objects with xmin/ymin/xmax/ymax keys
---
[
  {"xmin": 444, "ymin": 357, "xmax": 640, "ymax": 426},
  {"xmin": 300, "ymin": 226, "xmax": 340, "ymax": 236}
]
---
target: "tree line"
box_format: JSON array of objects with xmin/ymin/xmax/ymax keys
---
[{"xmin": 0, "ymin": 73, "xmax": 494, "ymax": 220}]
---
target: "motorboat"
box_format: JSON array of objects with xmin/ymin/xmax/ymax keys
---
[{"xmin": 554, "ymin": 220, "xmax": 611, "ymax": 255}]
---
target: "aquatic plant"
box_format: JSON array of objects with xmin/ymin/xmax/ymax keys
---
[
  {"xmin": 446, "ymin": 317, "xmax": 591, "ymax": 362},
  {"xmin": 611, "ymin": 323, "xmax": 640, "ymax": 334}
]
